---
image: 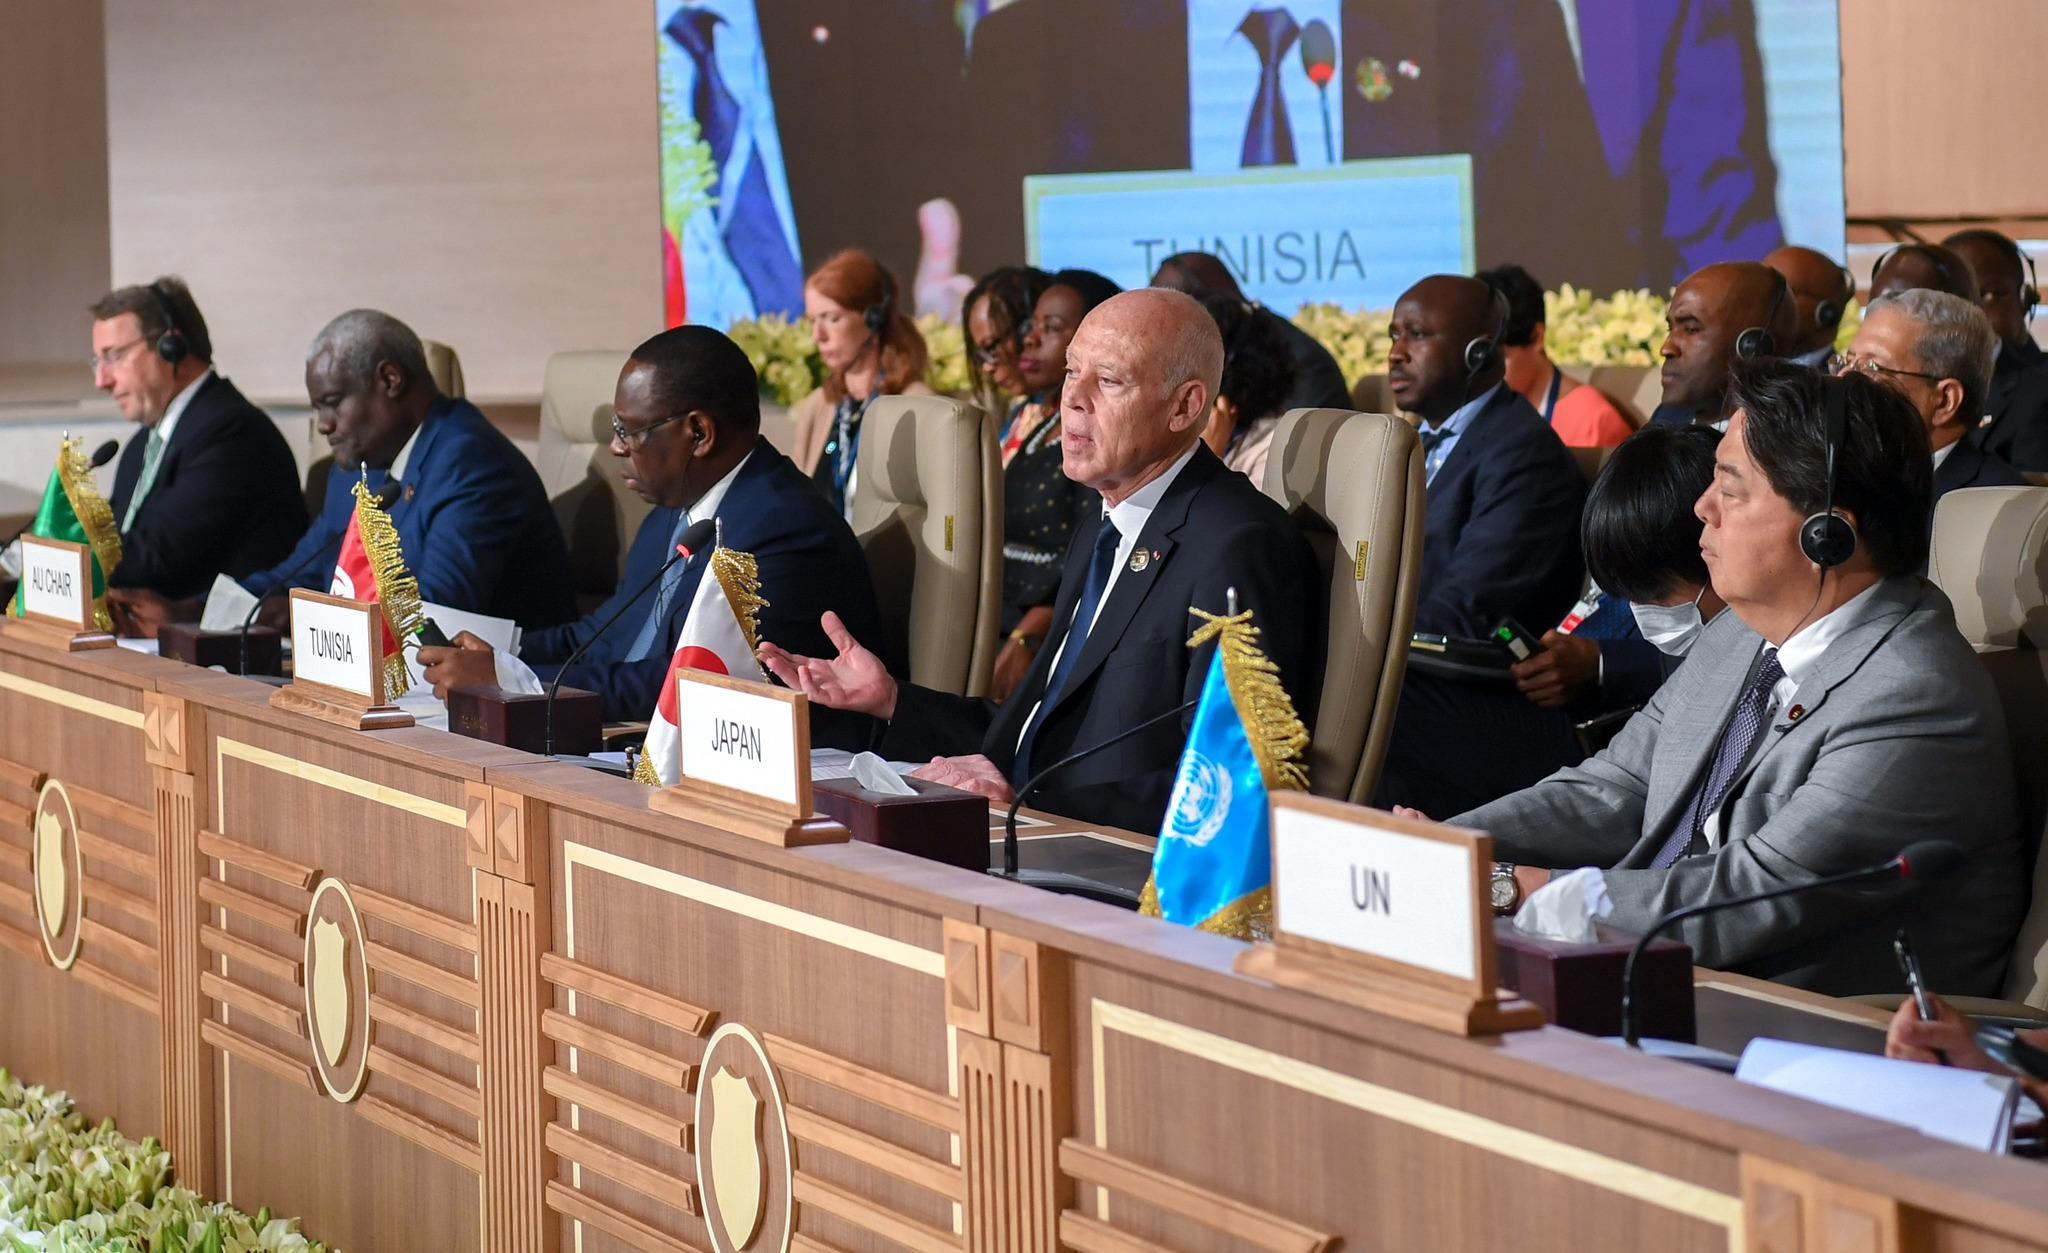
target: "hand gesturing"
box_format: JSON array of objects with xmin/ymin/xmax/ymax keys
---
[{"xmin": 756, "ymin": 611, "xmax": 899, "ymax": 720}]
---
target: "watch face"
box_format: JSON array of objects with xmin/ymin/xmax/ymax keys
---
[{"xmin": 1490, "ymin": 872, "xmax": 1519, "ymax": 911}]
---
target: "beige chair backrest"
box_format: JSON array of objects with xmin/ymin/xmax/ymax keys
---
[
  {"xmin": 1929, "ymin": 486, "xmax": 2048, "ymax": 1007},
  {"xmin": 303, "ymin": 338, "xmax": 467, "ymax": 511},
  {"xmin": 1349, "ymin": 373, "xmax": 1397, "ymax": 418},
  {"xmin": 1568, "ymin": 444, "xmax": 1614, "ymax": 486},
  {"xmin": 422, "ymin": 339, "xmax": 465, "ymax": 400},
  {"xmin": 1261, "ymin": 408, "xmax": 1426, "ymax": 802},
  {"xmin": 1570, "ymin": 364, "xmax": 1659, "ymax": 427},
  {"xmin": 848, "ymin": 394, "xmax": 1002, "ymax": 697},
  {"xmin": 536, "ymin": 351, "xmax": 647, "ymax": 600}
]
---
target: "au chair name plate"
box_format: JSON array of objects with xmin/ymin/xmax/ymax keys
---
[
  {"xmin": 1235, "ymin": 793, "xmax": 1545, "ymax": 1036},
  {"xmin": 5, "ymin": 536, "xmax": 113, "ymax": 651},
  {"xmin": 646, "ymin": 669, "xmax": 846, "ymax": 847},
  {"xmin": 268, "ymin": 589, "xmax": 413, "ymax": 731}
]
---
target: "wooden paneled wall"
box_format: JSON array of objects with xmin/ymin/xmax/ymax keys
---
[{"xmin": 99, "ymin": 0, "xmax": 665, "ymax": 403}]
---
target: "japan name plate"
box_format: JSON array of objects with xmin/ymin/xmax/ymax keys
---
[{"xmin": 647, "ymin": 669, "xmax": 845, "ymax": 848}]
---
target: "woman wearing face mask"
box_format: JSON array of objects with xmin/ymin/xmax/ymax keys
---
[{"xmin": 987, "ymin": 269, "xmax": 1121, "ymax": 701}]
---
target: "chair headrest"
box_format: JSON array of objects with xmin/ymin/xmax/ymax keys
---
[
  {"xmin": 540, "ymin": 351, "xmax": 632, "ymax": 444},
  {"xmin": 420, "ymin": 340, "xmax": 465, "ymax": 399},
  {"xmin": 1929, "ymin": 485, "xmax": 2048, "ymax": 648},
  {"xmin": 857, "ymin": 394, "xmax": 971, "ymax": 506}
]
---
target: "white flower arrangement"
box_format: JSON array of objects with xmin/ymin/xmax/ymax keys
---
[{"xmin": 0, "ymin": 1070, "xmax": 326, "ymax": 1252}]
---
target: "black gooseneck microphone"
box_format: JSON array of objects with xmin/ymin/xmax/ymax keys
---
[
  {"xmin": 994, "ymin": 696, "xmax": 1201, "ymax": 907},
  {"xmin": 543, "ymin": 517, "xmax": 716, "ymax": 758},
  {"xmin": 237, "ymin": 478, "xmax": 403, "ymax": 676},
  {"xmin": 2, "ymin": 441, "xmax": 120, "ymax": 551},
  {"xmin": 1619, "ymin": 839, "xmax": 1967, "ymax": 1048}
]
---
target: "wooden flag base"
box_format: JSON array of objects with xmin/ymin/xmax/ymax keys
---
[
  {"xmin": 648, "ymin": 777, "xmax": 847, "ymax": 848},
  {"xmin": 268, "ymin": 681, "xmax": 414, "ymax": 732},
  {"xmin": 1237, "ymin": 942, "xmax": 1547, "ymax": 1036},
  {"xmin": 2, "ymin": 617, "xmax": 115, "ymax": 652}
]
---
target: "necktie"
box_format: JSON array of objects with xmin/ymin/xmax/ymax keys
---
[
  {"xmin": 1010, "ymin": 516, "xmax": 1123, "ymax": 787},
  {"xmin": 1420, "ymin": 423, "xmax": 1457, "ymax": 482},
  {"xmin": 626, "ymin": 513, "xmax": 694, "ymax": 662},
  {"xmin": 666, "ymin": 7, "xmax": 805, "ymax": 318},
  {"xmin": 122, "ymin": 427, "xmax": 166, "ymax": 531},
  {"xmin": 1651, "ymin": 650, "xmax": 1787, "ymax": 868},
  {"xmin": 1238, "ymin": 7, "xmax": 1300, "ymax": 166}
]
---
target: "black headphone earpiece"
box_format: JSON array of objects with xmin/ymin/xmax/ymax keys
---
[
  {"xmin": 862, "ymin": 267, "xmax": 896, "ymax": 335},
  {"xmin": 1464, "ymin": 288, "xmax": 1510, "ymax": 377},
  {"xmin": 1798, "ymin": 375, "xmax": 1857, "ymax": 570},
  {"xmin": 1736, "ymin": 271, "xmax": 1789, "ymax": 360},
  {"xmin": 1814, "ymin": 262, "xmax": 1854, "ymax": 330},
  {"xmin": 147, "ymin": 281, "xmax": 189, "ymax": 365}
]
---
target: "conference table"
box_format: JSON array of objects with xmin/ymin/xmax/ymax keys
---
[{"xmin": 2, "ymin": 631, "xmax": 2044, "ymax": 1253}]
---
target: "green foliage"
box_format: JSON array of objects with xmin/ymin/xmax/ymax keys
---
[
  {"xmin": 0, "ymin": 1070, "xmax": 327, "ymax": 1252},
  {"xmin": 657, "ymin": 57, "xmax": 718, "ymax": 240}
]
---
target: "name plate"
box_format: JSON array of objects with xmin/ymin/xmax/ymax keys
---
[
  {"xmin": 287, "ymin": 589, "xmax": 382, "ymax": 703},
  {"xmin": 17, "ymin": 536, "xmax": 92, "ymax": 630},
  {"xmin": 1235, "ymin": 793, "xmax": 1540, "ymax": 1036},
  {"xmin": 674, "ymin": 669, "xmax": 807, "ymax": 816}
]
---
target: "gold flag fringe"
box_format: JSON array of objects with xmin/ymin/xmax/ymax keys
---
[
  {"xmin": 351, "ymin": 479, "xmax": 424, "ymax": 698},
  {"xmin": 57, "ymin": 437, "xmax": 122, "ymax": 632},
  {"xmin": 632, "ymin": 545, "xmax": 772, "ymax": 788},
  {"xmin": 1138, "ymin": 608, "xmax": 1310, "ymax": 941}
]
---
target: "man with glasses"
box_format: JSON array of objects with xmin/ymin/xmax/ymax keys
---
[
  {"xmin": 419, "ymin": 326, "xmax": 883, "ymax": 739},
  {"xmin": 1840, "ymin": 289, "xmax": 2026, "ymax": 502},
  {"xmin": 85, "ymin": 278, "xmax": 307, "ymax": 601}
]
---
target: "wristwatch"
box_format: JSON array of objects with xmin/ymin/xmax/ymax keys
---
[{"xmin": 1490, "ymin": 862, "xmax": 1522, "ymax": 916}]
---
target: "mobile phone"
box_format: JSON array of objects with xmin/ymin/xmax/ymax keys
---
[
  {"xmin": 417, "ymin": 617, "xmax": 453, "ymax": 649},
  {"xmin": 1979, "ymin": 1025, "xmax": 2048, "ymax": 1082},
  {"xmin": 1490, "ymin": 617, "xmax": 1544, "ymax": 663}
]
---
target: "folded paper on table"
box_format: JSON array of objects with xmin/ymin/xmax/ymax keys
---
[{"xmin": 1736, "ymin": 1037, "xmax": 2020, "ymax": 1153}]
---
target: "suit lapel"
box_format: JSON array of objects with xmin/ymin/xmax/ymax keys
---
[{"xmin": 1643, "ymin": 623, "xmax": 1759, "ymax": 838}]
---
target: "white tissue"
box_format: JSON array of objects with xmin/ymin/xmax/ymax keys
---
[
  {"xmin": 199, "ymin": 573, "xmax": 260, "ymax": 631},
  {"xmin": 850, "ymin": 750, "xmax": 917, "ymax": 796},
  {"xmin": 1511, "ymin": 866, "xmax": 1613, "ymax": 943}
]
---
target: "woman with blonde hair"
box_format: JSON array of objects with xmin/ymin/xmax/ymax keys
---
[{"xmin": 791, "ymin": 249, "xmax": 931, "ymax": 518}]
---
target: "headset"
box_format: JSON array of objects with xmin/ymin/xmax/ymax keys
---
[
  {"xmin": 1814, "ymin": 261, "xmax": 1856, "ymax": 331},
  {"xmin": 1871, "ymin": 242, "xmax": 1974, "ymax": 301},
  {"xmin": 146, "ymin": 281, "xmax": 189, "ymax": 364},
  {"xmin": 1736, "ymin": 270, "xmax": 1789, "ymax": 360},
  {"xmin": 1798, "ymin": 374, "xmax": 1857, "ymax": 570},
  {"xmin": 861, "ymin": 265, "xmax": 897, "ymax": 336},
  {"xmin": 1464, "ymin": 287, "xmax": 1511, "ymax": 377}
]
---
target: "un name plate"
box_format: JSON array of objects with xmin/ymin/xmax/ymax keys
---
[
  {"xmin": 288, "ymin": 589, "xmax": 381, "ymax": 702},
  {"xmin": 675, "ymin": 669, "xmax": 806, "ymax": 816},
  {"xmin": 17, "ymin": 536, "xmax": 92, "ymax": 630},
  {"xmin": 1270, "ymin": 793, "xmax": 1484, "ymax": 986}
]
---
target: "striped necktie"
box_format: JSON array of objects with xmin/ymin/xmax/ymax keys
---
[{"xmin": 1651, "ymin": 650, "xmax": 1786, "ymax": 868}]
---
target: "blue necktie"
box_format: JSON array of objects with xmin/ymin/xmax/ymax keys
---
[
  {"xmin": 1011, "ymin": 516, "xmax": 1123, "ymax": 787},
  {"xmin": 666, "ymin": 7, "xmax": 804, "ymax": 318},
  {"xmin": 1651, "ymin": 650, "xmax": 1786, "ymax": 868},
  {"xmin": 1238, "ymin": 8, "xmax": 1300, "ymax": 167},
  {"xmin": 626, "ymin": 513, "xmax": 694, "ymax": 663}
]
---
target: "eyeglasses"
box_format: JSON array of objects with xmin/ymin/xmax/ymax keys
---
[
  {"xmin": 1835, "ymin": 353, "xmax": 1940, "ymax": 384},
  {"xmin": 88, "ymin": 338, "xmax": 148, "ymax": 372},
  {"xmin": 973, "ymin": 325, "xmax": 1028, "ymax": 367},
  {"xmin": 610, "ymin": 411, "xmax": 685, "ymax": 447}
]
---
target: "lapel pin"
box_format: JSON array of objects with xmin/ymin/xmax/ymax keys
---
[
  {"xmin": 1786, "ymin": 704, "xmax": 1805, "ymax": 722},
  {"xmin": 1129, "ymin": 549, "xmax": 1150, "ymax": 573},
  {"xmin": 403, "ymin": 484, "xmax": 414, "ymax": 502}
]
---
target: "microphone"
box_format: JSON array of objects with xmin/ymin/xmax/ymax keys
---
[
  {"xmin": 0, "ymin": 441, "xmax": 121, "ymax": 552},
  {"xmin": 1298, "ymin": 19, "xmax": 1338, "ymax": 164},
  {"xmin": 1619, "ymin": 838, "xmax": 1967, "ymax": 1047},
  {"xmin": 237, "ymin": 478, "xmax": 403, "ymax": 675},
  {"xmin": 993, "ymin": 696, "xmax": 1201, "ymax": 907},
  {"xmin": 543, "ymin": 517, "xmax": 716, "ymax": 758}
]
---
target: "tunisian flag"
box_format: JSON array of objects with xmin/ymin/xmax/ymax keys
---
[
  {"xmin": 637, "ymin": 547, "xmax": 765, "ymax": 786},
  {"xmin": 328, "ymin": 479, "xmax": 421, "ymax": 698}
]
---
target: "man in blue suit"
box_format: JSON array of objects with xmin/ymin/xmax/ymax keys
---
[
  {"xmin": 418, "ymin": 326, "xmax": 885, "ymax": 745},
  {"xmin": 109, "ymin": 309, "xmax": 576, "ymax": 636}
]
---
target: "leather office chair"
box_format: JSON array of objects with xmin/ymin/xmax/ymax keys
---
[
  {"xmin": 304, "ymin": 338, "xmax": 467, "ymax": 515},
  {"xmin": 1573, "ymin": 364, "xmax": 1658, "ymax": 428},
  {"xmin": 848, "ymin": 394, "xmax": 1001, "ymax": 698},
  {"xmin": 1349, "ymin": 373, "xmax": 1397, "ymax": 418},
  {"xmin": 1260, "ymin": 408, "xmax": 1426, "ymax": 802},
  {"xmin": 1568, "ymin": 445, "xmax": 1615, "ymax": 486},
  {"xmin": 1927, "ymin": 486, "xmax": 2048, "ymax": 1017},
  {"xmin": 536, "ymin": 351, "xmax": 645, "ymax": 612}
]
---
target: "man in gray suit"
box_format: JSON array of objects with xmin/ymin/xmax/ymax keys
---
[{"xmin": 1419, "ymin": 360, "xmax": 2023, "ymax": 997}]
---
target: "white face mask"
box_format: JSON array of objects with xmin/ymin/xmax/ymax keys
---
[{"xmin": 1631, "ymin": 587, "xmax": 1709, "ymax": 656}]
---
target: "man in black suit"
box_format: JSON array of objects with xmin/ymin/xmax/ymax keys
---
[
  {"xmin": 760, "ymin": 288, "xmax": 1322, "ymax": 833},
  {"xmin": 1649, "ymin": 261, "xmax": 1796, "ymax": 428},
  {"xmin": 1842, "ymin": 288, "xmax": 2025, "ymax": 501},
  {"xmin": 1150, "ymin": 251, "xmax": 1352, "ymax": 412},
  {"xmin": 1372, "ymin": 274, "xmax": 1586, "ymax": 815},
  {"xmin": 90, "ymin": 279, "xmax": 307, "ymax": 602},
  {"xmin": 1944, "ymin": 229, "xmax": 2048, "ymax": 472}
]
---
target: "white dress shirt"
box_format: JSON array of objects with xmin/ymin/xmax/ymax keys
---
[{"xmin": 152, "ymin": 367, "xmax": 212, "ymax": 451}]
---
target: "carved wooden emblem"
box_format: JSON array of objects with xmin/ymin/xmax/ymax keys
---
[
  {"xmin": 695, "ymin": 1023, "xmax": 793, "ymax": 1253},
  {"xmin": 31, "ymin": 779, "xmax": 81, "ymax": 970},
  {"xmin": 302, "ymin": 877, "xmax": 371, "ymax": 1102}
]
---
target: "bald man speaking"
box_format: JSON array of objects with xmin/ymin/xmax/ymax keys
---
[{"xmin": 761, "ymin": 289, "xmax": 1322, "ymax": 834}]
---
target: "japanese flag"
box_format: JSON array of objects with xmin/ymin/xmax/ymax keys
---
[{"xmin": 640, "ymin": 553, "xmax": 763, "ymax": 786}]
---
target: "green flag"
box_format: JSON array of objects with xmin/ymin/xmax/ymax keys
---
[{"xmin": 10, "ymin": 437, "xmax": 122, "ymax": 631}]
